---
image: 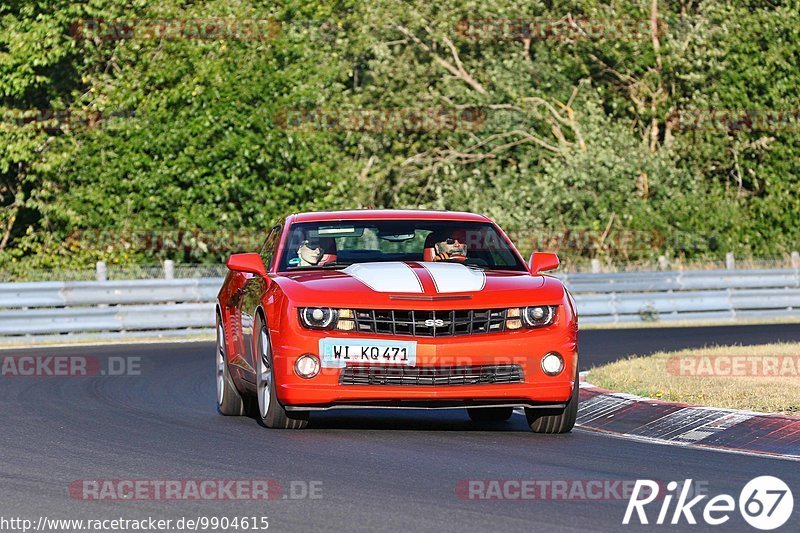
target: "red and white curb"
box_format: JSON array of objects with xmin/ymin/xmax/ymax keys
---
[{"xmin": 576, "ymin": 377, "xmax": 800, "ymax": 461}]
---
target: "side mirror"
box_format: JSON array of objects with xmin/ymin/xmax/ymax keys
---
[
  {"xmin": 226, "ymin": 253, "xmax": 267, "ymax": 277},
  {"xmin": 529, "ymin": 252, "xmax": 560, "ymax": 274}
]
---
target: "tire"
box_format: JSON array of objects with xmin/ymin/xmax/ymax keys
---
[
  {"xmin": 467, "ymin": 406, "xmax": 514, "ymax": 422},
  {"xmin": 216, "ymin": 314, "xmax": 246, "ymax": 416},
  {"xmin": 254, "ymin": 314, "xmax": 309, "ymax": 429},
  {"xmin": 525, "ymin": 369, "xmax": 579, "ymax": 434}
]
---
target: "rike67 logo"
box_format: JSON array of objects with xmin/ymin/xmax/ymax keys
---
[{"xmin": 624, "ymin": 476, "xmax": 794, "ymax": 530}]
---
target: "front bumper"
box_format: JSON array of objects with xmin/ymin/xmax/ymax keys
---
[{"xmin": 269, "ymin": 308, "xmax": 578, "ymax": 409}]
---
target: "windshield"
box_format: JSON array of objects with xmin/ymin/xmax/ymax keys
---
[{"xmin": 278, "ymin": 220, "xmax": 526, "ymax": 271}]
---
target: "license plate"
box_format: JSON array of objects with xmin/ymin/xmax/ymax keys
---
[{"xmin": 319, "ymin": 338, "xmax": 417, "ymax": 368}]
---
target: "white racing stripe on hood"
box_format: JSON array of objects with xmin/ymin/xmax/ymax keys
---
[
  {"xmin": 421, "ymin": 262, "xmax": 486, "ymax": 293},
  {"xmin": 343, "ymin": 262, "xmax": 424, "ymax": 293}
]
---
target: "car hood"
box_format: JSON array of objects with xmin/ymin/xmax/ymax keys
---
[{"xmin": 273, "ymin": 261, "xmax": 564, "ymax": 308}]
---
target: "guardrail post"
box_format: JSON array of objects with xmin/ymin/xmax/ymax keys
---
[
  {"xmin": 792, "ymin": 251, "xmax": 800, "ymax": 269},
  {"xmin": 725, "ymin": 252, "xmax": 735, "ymax": 270},
  {"xmin": 164, "ymin": 260, "xmax": 175, "ymax": 280},
  {"xmin": 591, "ymin": 258, "xmax": 601, "ymax": 273},
  {"xmin": 95, "ymin": 261, "xmax": 107, "ymax": 282}
]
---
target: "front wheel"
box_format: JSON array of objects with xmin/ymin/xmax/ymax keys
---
[
  {"xmin": 216, "ymin": 315, "xmax": 246, "ymax": 416},
  {"xmin": 525, "ymin": 369, "xmax": 579, "ymax": 434},
  {"xmin": 255, "ymin": 316, "xmax": 308, "ymax": 429}
]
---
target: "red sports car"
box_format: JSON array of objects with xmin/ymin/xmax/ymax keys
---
[{"xmin": 216, "ymin": 210, "xmax": 578, "ymax": 432}]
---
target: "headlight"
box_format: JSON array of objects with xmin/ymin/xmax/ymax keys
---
[
  {"xmin": 299, "ymin": 307, "xmax": 356, "ymax": 330},
  {"xmin": 299, "ymin": 307, "xmax": 338, "ymax": 329},
  {"xmin": 522, "ymin": 305, "xmax": 557, "ymax": 328}
]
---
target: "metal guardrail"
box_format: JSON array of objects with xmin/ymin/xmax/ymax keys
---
[
  {"xmin": 561, "ymin": 269, "xmax": 800, "ymax": 292},
  {"xmin": 0, "ymin": 268, "xmax": 798, "ymax": 340},
  {"xmin": 0, "ymin": 279, "xmax": 219, "ymax": 338},
  {"xmin": 562, "ymin": 268, "xmax": 800, "ymax": 324},
  {"xmin": 0, "ymin": 278, "xmax": 220, "ymax": 308}
]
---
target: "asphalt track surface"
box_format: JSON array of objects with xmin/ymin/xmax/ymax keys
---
[{"xmin": 2, "ymin": 324, "xmax": 799, "ymax": 532}]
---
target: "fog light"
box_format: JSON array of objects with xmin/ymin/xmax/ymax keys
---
[
  {"xmin": 295, "ymin": 354, "xmax": 320, "ymax": 379},
  {"xmin": 541, "ymin": 352, "xmax": 564, "ymax": 376}
]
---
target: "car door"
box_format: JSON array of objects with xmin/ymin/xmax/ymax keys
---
[{"xmin": 238, "ymin": 224, "xmax": 281, "ymax": 385}]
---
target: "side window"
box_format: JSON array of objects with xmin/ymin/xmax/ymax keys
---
[{"xmin": 259, "ymin": 225, "xmax": 282, "ymax": 270}]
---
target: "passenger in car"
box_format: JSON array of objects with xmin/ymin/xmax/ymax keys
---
[
  {"xmin": 297, "ymin": 238, "xmax": 323, "ymax": 266},
  {"xmin": 296, "ymin": 237, "xmax": 337, "ymax": 266}
]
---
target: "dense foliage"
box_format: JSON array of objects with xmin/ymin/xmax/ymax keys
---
[{"xmin": 1, "ymin": 0, "xmax": 798, "ymax": 271}]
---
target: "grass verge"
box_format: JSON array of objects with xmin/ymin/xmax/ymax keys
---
[{"xmin": 588, "ymin": 343, "xmax": 800, "ymax": 415}]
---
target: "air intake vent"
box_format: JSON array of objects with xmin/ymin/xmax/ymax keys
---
[{"xmin": 339, "ymin": 364, "xmax": 524, "ymax": 386}]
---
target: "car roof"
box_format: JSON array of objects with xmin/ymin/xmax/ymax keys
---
[{"xmin": 289, "ymin": 209, "xmax": 491, "ymax": 223}]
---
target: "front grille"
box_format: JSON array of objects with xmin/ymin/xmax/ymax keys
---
[
  {"xmin": 353, "ymin": 309, "xmax": 510, "ymax": 337},
  {"xmin": 339, "ymin": 364, "xmax": 524, "ymax": 386}
]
